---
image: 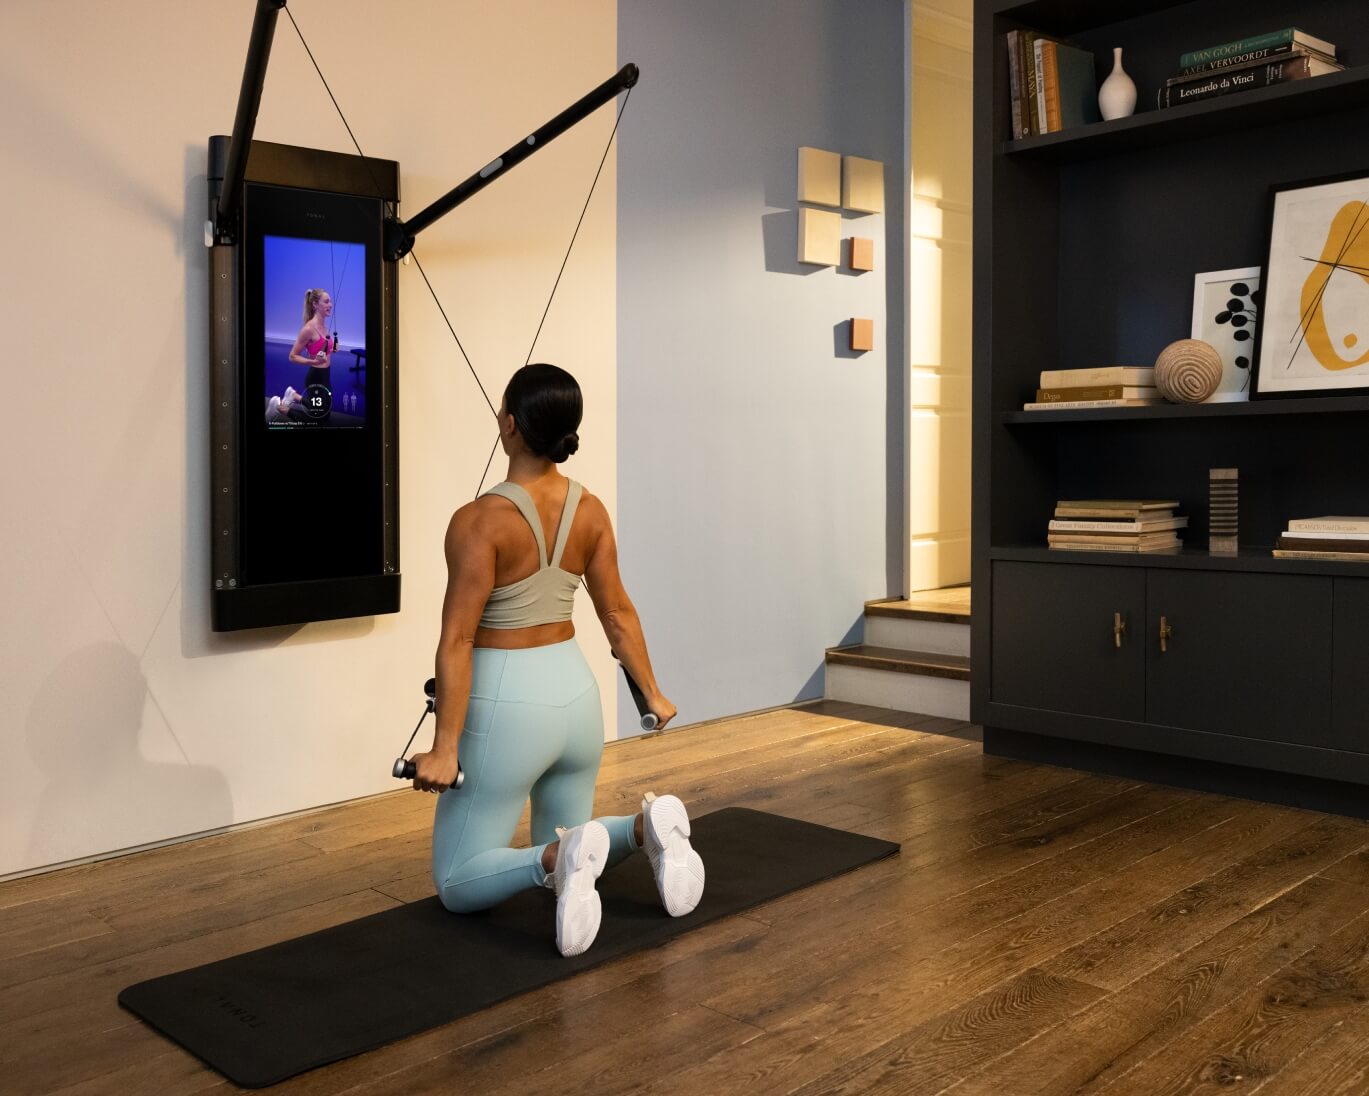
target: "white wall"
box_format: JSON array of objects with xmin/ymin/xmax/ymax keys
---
[
  {"xmin": 616, "ymin": 0, "xmax": 908, "ymax": 732},
  {"xmin": 0, "ymin": 0, "xmax": 618, "ymax": 877}
]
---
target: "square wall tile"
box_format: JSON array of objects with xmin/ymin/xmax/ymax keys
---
[
  {"xmin": 798, "ymin": 147, "xmax": 841, "ymax": 207},
  {"xmin": 843, "ymin": 156, "xmax": 885, "ymax": 214},
  {"xmin": 798, "ymin": 207, "xmax": 841, "ymax": 266}
]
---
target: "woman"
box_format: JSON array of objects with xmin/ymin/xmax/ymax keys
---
[
  {"xmin": 283, "ymin": 288, "xmax": 334, "ymax": 413},
  {"xmin": 408, "ymin": 363, "xmax": 704, "ymax": 957}
]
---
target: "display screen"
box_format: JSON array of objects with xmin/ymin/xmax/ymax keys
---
[
  {"xmin": 240, "ymin": 183, "xmax": 386, "ymax": 585},
  {"xmin": 263, "ymin": 235, "xmax": 367, "ymax": 428}
]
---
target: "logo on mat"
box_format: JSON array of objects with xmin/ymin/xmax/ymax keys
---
[{"xmin": 213, "ymin": 993, "xmax": 267, "ymax": 1030}]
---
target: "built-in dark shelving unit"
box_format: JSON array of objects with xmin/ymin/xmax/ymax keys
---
[{"xmin": 973, "ymin": 0, "xmax": 1369, "ymax": 812}]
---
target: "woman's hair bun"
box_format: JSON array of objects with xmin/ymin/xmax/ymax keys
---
[{"xmin": 550, "ymin": 431, "xmax": 580, "ymax": 463}]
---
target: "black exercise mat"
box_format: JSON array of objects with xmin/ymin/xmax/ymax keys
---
[{"xmin": 119, "ymin": 807, "xmax": 898, "ymax": 1088}]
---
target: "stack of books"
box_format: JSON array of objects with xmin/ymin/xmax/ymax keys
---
[
  {"xmin": 1023, "ymin": 366, "xmax": 1161, "ymax": 411},
  {"xmin": 1274, "ymin": 517, "xmax": 1369, "ymax": 562},
  {"xmin": 1006, "ymin": 31, "xmax": 1101, "ymax": 138},
  {"xmin": 1048, "ymin": 500, "xmax": 1187, "ymax": 553},
  {"xmin": 1159, "ymin": 28, "xmax": 1342, "ymax": 109}
]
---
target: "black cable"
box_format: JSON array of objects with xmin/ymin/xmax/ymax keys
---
[{"xmin": 286, "ymin": 5, "xmax": 628, "ymax": 503}]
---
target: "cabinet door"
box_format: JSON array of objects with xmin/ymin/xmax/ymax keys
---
[
  {"xmin": 1333, "ymin": 579, "xmax": 1369, "ymax": 753},
  {"xmin": 992, "ymin": 561, "xmax": 1145, "ymax": 721},
  {"xmin": 1146, "ymin": 571, "xmax": 1332, "ymax": 745}
]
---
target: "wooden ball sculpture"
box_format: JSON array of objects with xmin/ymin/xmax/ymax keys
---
[{"xmin": 1155, "ymin": 338, "xmax": 1223, "ymax": 403}]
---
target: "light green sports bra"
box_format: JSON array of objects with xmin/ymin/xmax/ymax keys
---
[{"xmin": 478, "ymin": 479, "xmax": 584, "ymax": 629}]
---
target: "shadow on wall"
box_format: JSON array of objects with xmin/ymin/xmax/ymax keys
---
[
  {"xmin": 761, "ymin": 210, "xmax": 823, "ymax": 277},
  {"xmin": 25, "ymin": 643, "xmax": 233, "ymax": 866},
  {"xmin": 791, "ymin": 609, "xmax": 865, "ymax": 703},
  {"xmin": 179, "ymin": 146, "xmax": 376, "ymax": 659}
]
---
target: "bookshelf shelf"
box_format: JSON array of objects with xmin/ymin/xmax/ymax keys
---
[
  {"xmin": 1003, "ymin": 66, "xmax": 1369, "ymax": 161},
  {"xmin": 989, "ymin": 544, "xmax": 1369, "ymax": 577},
  {"xmin": 999, "ymin": 394, "xmax": 1369, "ymax": 424}
]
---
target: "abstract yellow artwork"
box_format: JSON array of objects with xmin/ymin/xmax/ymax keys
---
[{"xmin": 1254, "ymin": 175, "xmax": 1369, "ymax": 397}]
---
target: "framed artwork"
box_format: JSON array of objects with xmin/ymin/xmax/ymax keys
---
[
  {"xmin": 1191, "ymin": 267, "xmax": 1260, "ymax": 402},
  {"xmin": 1252, "ymin": 171, "xmax": 1369, "ymax": 398}
]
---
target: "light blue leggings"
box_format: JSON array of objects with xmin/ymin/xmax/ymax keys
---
[{"xmin": 432, "ymin": 638, "xmax": 640, "ymax": 913}]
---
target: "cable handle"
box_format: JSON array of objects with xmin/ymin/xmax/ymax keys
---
[
  {"xmin": 613, "ymin": 654, "xmax": 659, "ymax": 731},
  {"xmin": 391, "ymin": 677, "xmax": 464, "ymax": 789}
]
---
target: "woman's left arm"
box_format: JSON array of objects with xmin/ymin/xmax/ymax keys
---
[
  {"xmin": 433, "ymin": 507, "xmax": 496, "ymax": 752},
  {"xmin": 411, "ymin": 505, "xmax": 495, "ymax": 792}
]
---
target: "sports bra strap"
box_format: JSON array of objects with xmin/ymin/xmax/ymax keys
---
[
  {"xmin": 485, "ymin": 483, "xmax": 548, "ymax": 568},
  {"xmin": 550, "ymin": 480, "xmax": 582, "ymax": 568},
  {"xmin": 484, "ymin": 479, "xmax": 582, "ymax": 570}
]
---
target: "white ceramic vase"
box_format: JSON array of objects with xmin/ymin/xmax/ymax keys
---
[{"xmin": 1098, "ymin": 47, "xmax": 1137, "ymax": 120}]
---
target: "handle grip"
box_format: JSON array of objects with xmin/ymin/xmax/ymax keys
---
[
  {"xmin": 394, "ymin": 757, "xmax": 464, "ymax": 789},
  {"xmin": 612, "ymin": 654, "xmax": 658, "ymax": 730}
]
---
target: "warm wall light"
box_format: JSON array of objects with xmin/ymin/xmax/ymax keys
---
[
  {"xmin": 797, "ymin": 147, "xmax": 842, "ymax": 207},
  {"xmin": 851, "ymin": 318, "xmax": 875, "ymax": 352},
  {"xmin": 798, "ymin": 207, "xmax": 841, "ymax": 265}
]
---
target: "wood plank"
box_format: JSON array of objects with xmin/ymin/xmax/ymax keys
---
[
  {"xmin": 1254, "ymin": 1024, "xmax": 1369, "ymax": 1095},
  {"xmin": 789, "ymin": 968, "xmax": 1104, "ymax": 1096},
  {"xmin": 951, "ymin": 875, "xmax": 1369, "ymax": 1095},
  {"xmin": 1042, "ymin": 814, "xmax": 1369, "ymax": 991},
  {"xmin": 1100, "ymin": 907, "xmax": 1369, "ymax": 1094}
]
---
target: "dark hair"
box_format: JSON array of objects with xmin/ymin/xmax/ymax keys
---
[{"xmin": 502, "ymin": 363, "xmax": 582, "ymax": 463}]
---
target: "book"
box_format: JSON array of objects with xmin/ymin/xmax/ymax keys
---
[
  {"xmin": 1055, "ymin": 508, "xmax": 1175, "ymax": 519},
  {"xmin": 1160, "ymin": 53, "xmax": 1342, "ymax": 108},
  {"xmin": 1050, "ymin": 541, "xmax": 1183, "ymax": 553},
  {"xmin": 1036, "ymin": 386, "xmax": 1158, "ymax": 402},
  {"xmin": 1033, "ymin": 38, "xmax": 1050, "ymax": 134},
  {"xmin": 1022, "ymin": 32, "xmax": 1043, "ymax": 137},
  {"xmin": 1023, "ymin": 399, "xmax": 1164, "ymax": 410},
  {"xmin": 1057, "ymin": 499, "xmax": 1180, "ymax": 511},
  {"xmin": 1006, "ymin": 31, "xmax": 1027, "ymax": 139},
  {"xmin": 1179, "ymin": 28, "xmax": 1336, "ymax": 70},
  {"xmin": 1049, "ymin": 516, "xmax": 1189, "ymax": 533},
  {"xmin": 1287, "ymin": 516, "xmax": 1369, "ymax": 533},
  {"xmin": 1049, "ymin": 533, "xmax": 1180, "ymax": 547},
  {"xmin": 1038, "ymin": 366, "xmax": 1155, "ymax": 387},
  {"xmin": 1176, "ymin": 42, "xmax": 1336, "ymax": 77},
  {"xmin": 1272, "ymin": 549, "xmax": 1369, "ymax": 562},
  {"xmin": 1279, "ymin": 529, "xmax": 1369, "ymax": 541},
  {"xmin": 1050, "ymin": 42, "xmax": 1101, "ymax": 130},
  {"xmin": 1277, "ymin": 536, "xmax": 1369, "ymax": 554}
]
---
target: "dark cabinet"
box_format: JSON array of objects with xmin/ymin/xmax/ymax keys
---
[
  {"xmin": 991, "ymin": 562, "xmax": 1144, "ymax": 721},
  {"xmin": 1145, "ymin": 571, "xmax": 1333, "ymax": 747},
  {"xmin": 993, "ymin": 562, "xmax": 1348, "ymax": 753},
  {"xmin": 1333, "ymin": 579, "xmax": 1369, "ymax": 753}
]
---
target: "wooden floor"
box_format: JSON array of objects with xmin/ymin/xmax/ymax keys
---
[{"xmin": 6, "ymin": 700, "xmax": 1369, "ymax": 1095}]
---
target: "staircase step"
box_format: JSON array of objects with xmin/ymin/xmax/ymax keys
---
[
  {"xmin": 865, "ymin": 588, "xmax": 971, "ymax": 624},
  {"xmin": 825, "ymin": 644, "xmax": 970, "ymax": 681}
]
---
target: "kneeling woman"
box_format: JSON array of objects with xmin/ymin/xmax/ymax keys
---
[{"xmin": 408, "ymin": 363, "xmax": 704, "ymax": 956}]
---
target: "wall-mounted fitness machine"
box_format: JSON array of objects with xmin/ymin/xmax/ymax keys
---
[{"xmin": 207, "ymin": 0, "xmax": 637, "ymax": 631}]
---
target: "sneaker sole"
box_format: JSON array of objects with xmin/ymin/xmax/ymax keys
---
[
  {"xmin": 556, "ymin": 822, "xmax": 609, "ymax": 957},
  {"xmin": 646, "ymin": 796, "xmax": 705, "ymax": 917}
]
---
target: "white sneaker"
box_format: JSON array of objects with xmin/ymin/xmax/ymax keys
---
[
  {"xmin": 642, "ymin": 793, "xmax": 705, "ymax": 917},
  {"xmin": 282, "ymin": 386, "xmax": 301, "ymax": 409},
  {"xmin": 265, "ymin": 395, "xmax": 283, "ymax": 422},
  {"xmin": 551, "ymin": 820, "xmax": 610, "ymax": 957}
]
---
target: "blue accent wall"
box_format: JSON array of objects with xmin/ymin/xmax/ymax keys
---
[{"xmin": 616, "ymin": 0, "xmax": 907, "ymax": 736}]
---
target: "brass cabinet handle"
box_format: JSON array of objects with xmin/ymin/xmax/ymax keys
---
[
  {"xmin": 1159, "ymin": 615, "xmax": 1173, "ymax": 653},
  {"xmin": 1113, "ymin": 611, "xmax": 1126, "ymax": 648}
]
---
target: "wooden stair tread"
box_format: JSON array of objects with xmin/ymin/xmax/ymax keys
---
[
  {"xmin": 825, "ymin": 644, "xmax": 971, "ymax": 680},
  {"xmin": 865, "ymin": 588, "xmax": 971, "ymax": 623}
]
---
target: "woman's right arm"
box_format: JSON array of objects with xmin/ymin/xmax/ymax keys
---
[
  {"xmin": 582, "ymin": 492, "xmax": 676, "ymax": 729},
  {"xmin": 287, "ymin": 326, "xmax": 321, "ymax": 366}
]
